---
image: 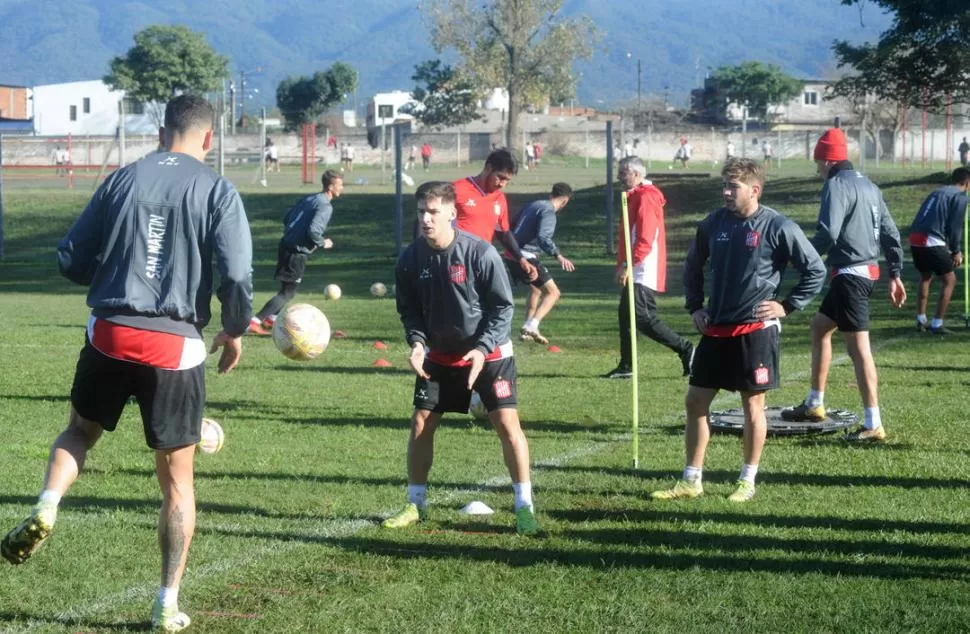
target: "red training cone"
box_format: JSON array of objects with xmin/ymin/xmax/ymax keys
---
[
  {"xmin": 374, "ymin": 341, "xmax": 387, "ymax": 350},
  {"xmin": 547, "ymin": 345, "xmax": 561, "ymax": 353},
  {"xmin": 373, "ymin": 358, "xmax": 393, "ymax": 368},
  {"xmin": 333, "ymin": 330, "xmax": 346, "ymax": 338}
]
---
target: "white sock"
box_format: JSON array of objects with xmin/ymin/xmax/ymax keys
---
[
  {"xmin": 265, "ymin": 314, "xmax": 277, "ymax": 325},
  {"xmin": 683, "ymin": 466, "xmax": 702, "ymax": 482},
  {"xmin": 158, "ymin": 585, "xmax": 179, "ymax": 609},
  {"xmin": 524, "ymin": 318, "xmax": 539, "ymax": 331},
  {"xmin": 38, "ymin": 489, "xmax": 62, "ymax": 507},
  {"xmin": 917, "ymin": 313, "xmax": 928, "ymax": 325},
  {"xmin": 739, "ymin": 463, "xmax": 759, "ymax": 484},
  {"xmin": 806, "ymin": 390, "xmax": 824, "ymax": 408},
  {"xmin": 249, "ymin": 316, "xmax": 261, "ymax": 327},
  {"xmin": 407, "ymin": 484, "xmax": 427, "ymax": 509},
  {"xmin": 931, "ymin": 318, "xmax": 943, "ymax": 329},
  {"xmin": 512, "ymin": 482, "xmax": 533, "ymax": 511},
  {"xmin": 864, "ymin": 407, "xmax": 882, "ymax": 430}
]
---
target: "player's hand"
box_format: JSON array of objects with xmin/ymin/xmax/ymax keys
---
[
  {"xmin": 409, "ymin": 343, "xmax": 430, "ymax": 379},
  {"xmin": 558, "ymin": 255, "xmax": 575, "ymax": 272},
  {"xmin": 953, "ymin": 251, "xmax": 963, "ymax": 268},
  {"xmin": 754, "ymin": 300, "xmax": 786, "ymax": 320},
  {"xmin": 209, "ymin": 331, "xmax": 242, "ymax": 374},
  {"xmin": 519, "ymin": 258, "xmax": 538, "ymax": 282},
  {"xmin": 461, "ymin": 349, "xmax": 486, "ymax": 389},
  {"xmin": 691, "ymin": 309, "xmax": 711, "ymax": 334},
  {"xmin": 889, "ymin": 277, "xmax": 907, "ymax": 308},
  {"xmin": 615, "ymin": 267, "xmax": 628, "ymax": 287},
  {"xmin": 323, "ymin": 238, "xmax": 334, "ymax": 249}
]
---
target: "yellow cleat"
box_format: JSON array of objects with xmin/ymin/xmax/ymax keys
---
[
  {"xmin": 650, "ymin": 479, "xmax": 703, "ymax": 501},
  {"xmin": 780, "ymin": 401, "xmax": 826, "ymax": 422},
  {"xmin": 845, "ymin": 426, "xmax": 887, "ymax": 442},
  {"xmin": 727, "ymin": 480, "xmax": 756, "ymax": 503},
  {"xmin": 381, "ymin": 503, "xmax": 425, "ymax": 529},
  {"xmin": 1, "ymin": 504, "xmax": 56, "ymax": 565}
]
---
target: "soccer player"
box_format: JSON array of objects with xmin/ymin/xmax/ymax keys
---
[
  {"xmin": 454, "ymin": 148, "xmax": 538, "ymax": 284},
  {"xmin": 509, "ymin": 182, "xmax": 575, "ymax": 345},
  {"xmin": 651, "ymin": 158, "xmax": 824, "ymax": 503},
  {"xmin": 909, "ymin": 168, "xmax": 970, "ymax": 334},
  {"xmin": 781, "ymin": 128, "xmax": 906, "ymax": 442},
  {"xmin": 248, "ymin": 169, "xmax": 342, "ymax": 334},
  {"xmin": 1, "ymin": 95, "xmax": 253, "ymax": 632},
  {"xmin": 604, "ymin": 156, "xmax": 694, "ymax": 379},
  {"xmin": 384, "ymin": 181, "xmax": 538, "ymax": 535}
]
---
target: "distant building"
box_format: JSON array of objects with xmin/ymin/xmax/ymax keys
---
[
  {"xmin": 32, "ymin": 80, "xmax": 156, "ymax": 136},
  {"xmin": 366, "ymin": 91, "xmax": 415, "ymax": 130},
  {"xmin": 692, "ymin": 78, "xmax": 858, "ymax": 129},
  {"xmin": 0, "ymin": 84, "xmax": 31, "ymax": 120}
]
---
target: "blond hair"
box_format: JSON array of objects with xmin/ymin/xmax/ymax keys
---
[{"xmin": 721, "ymin": 158, "xmax": 765, "ymax": 188}]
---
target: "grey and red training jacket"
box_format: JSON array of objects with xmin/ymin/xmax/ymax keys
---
[
  {"xmin": 909, "ymin": 185, "xmax": 968, "ymax": 254},
  {"xmin": 685, "ymin": 205, "xmax": 825, "ymax": 329}
]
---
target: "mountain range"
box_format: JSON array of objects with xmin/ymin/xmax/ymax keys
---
[{"xmin": 0, "ymin": 0, "xmax": 892, "ymax": 112}]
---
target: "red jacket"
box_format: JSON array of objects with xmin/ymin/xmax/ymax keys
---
[{"xmin": 616, "ymin": 181, "xmax": 667, "ymax": 292}]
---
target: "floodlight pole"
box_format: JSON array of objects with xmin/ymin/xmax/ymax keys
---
[
  {"xmin": 606, "ymin": 120, "xmax": 615, "ymax": 254},
  {"xmin": 621, "ymin": 191, "xmax": 639, "ymax": 469},
  {"xmin": 394, "ymin": 125, "xmax": 403, "ymax": 256}
]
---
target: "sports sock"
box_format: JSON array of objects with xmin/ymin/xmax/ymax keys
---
[
  {"xmin": 406, "ymin": 484, "xmax": 427, "ymax": 509},
  {"xmin": 917, "ymin": 313, "xmax": 928, "ymax": 325},
  {"xmin": 524, "ymin": 318, "xmax": 539, "ymax": 331},
  {"xmin": 739, "ymin": 463, "xmax": 759, "ymax": 484},
  {"xmin": 864, "ymin": 407, "xmax": 882, "ymax": 430},
  {"xmin": 806, "ymin": 390, "xmax": 824, "ymax": 408},
  {"xmin": 512, "ymin": 482, "xmax": 533, "ymax": 511},
  {"xmin": 38, "ymin": 489, "xmax": 62, "ymax": 507},
  {"xmin": 683, "ymin": 466, "xmax": 702, "ymax": 483},
  {"xmin": 158, "ymin": 586, "xmax": 179, "ymax": 609},
  {"xmin": 931, "ymin": 318, "xmax": 944, "ymax": 329},
  {"xmin": 249, "ymin": 317, "xmax": 261, "ymax": 328}
]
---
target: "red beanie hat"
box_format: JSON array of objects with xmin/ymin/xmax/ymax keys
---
[{"xmin": 814, "ymin": 128, "xmax": 847, "ymax": 162}]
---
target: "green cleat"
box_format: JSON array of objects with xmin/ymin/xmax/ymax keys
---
[
  {"xmin": 515, "ymin": 506, "xmax": 539, "ymax": 536},
  {"xmin": 780, "ymin": 401, "xmax": 826, "ymax": 423},
  {"xmin": 845, "ymin": 426, "xmax": 887, "ymax": 442},
  {"xmin": 727, "ymin": 480, "xmax": 756, "ymax": 503},
  {"xmin": 650, "ymin": 479, "xmax": 703, "ymax": 501},
  {"xmin": 151, "ymin": 598, "xmax": 192, "ymax": 632},
  {"xmin": 381, "ymin": 503, "xmax": 425, "ymax": 529},
  {"xmin": 1, "ymin": 503, "xmax": 57, "ymax": 565}
]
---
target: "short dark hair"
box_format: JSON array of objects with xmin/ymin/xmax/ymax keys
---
[
  {"xmin": 551, "ymin": 182, "xmax": 573, "ymax": 198},
  {"xmin": 163, "ymin": 95, "xmax": 214, "ymax": 136},
  {"xmin": 485, "ymin": 148, "xmax": 518, "ymax": 175},
  {"xmin": 321, "ymin": 169, "xmax": 343, "ymax": 191},
  {"xmin": 951, "ymin": 167, "xmax": 970, "ymax": 186},
  {"xmin": 415, "ymin": 181, "xmax": 456, "ymax": 205}
]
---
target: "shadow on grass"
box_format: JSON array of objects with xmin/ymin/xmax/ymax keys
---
[
  {"xmin": 0, "ymin": 613, "xmax": 148, "ymax": 632},
  {"xmin": 272, "ymin": 364, "xmax": 413, "ymax": 376}
]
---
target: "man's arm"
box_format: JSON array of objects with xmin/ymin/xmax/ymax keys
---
[
  {"xmin": 306, "ymin": 200, "xmax": 333, "ymax": 248},
  {"xmin": 496, "ymin": 229, "xmax": 537, "ymax": 281},
  {"xmin": 395, "ymin": 249, "xmax": 427, "ymax": 348},
  {"xmin": 475, "ymin": 246, "xmax": 514, "ymax": 355},
  {"xmin": 683, "ymin": 216, "xmax": 711, "ymax": 314},
  {"xmin": 777, "ymin": 219, "xmax": 826, "ymax": 313},
  {"xmin": 947, "ymin": 192, "xmax": 968, "ymax": 256},
  {"xmin": 877, "ymin": 195, "xmax": 904, "ymax": 279},
  {"xmin": 57, "ymin": 178, "xmax": 110, "ymax": 285},
  {"xmin": 211, "ymin": 186, "xmax": 254, "ymax": 337},
  {"xmin": 535, "ymin": 206, "xmax": 560, "ymax": 257},
  {"xmin": 811, "ymin": 180, "xmax": 844, "ymax": 256}
]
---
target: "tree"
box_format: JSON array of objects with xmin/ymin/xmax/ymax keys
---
[
  {"xmin": 404, "ymin": 60, "xmax": 483, "ymax": 130},
  {"xmin": 831, "ymin": 1, "xmax": 970, "ymax": 112},
  {"xmin": 105, "ymin": 25, "xmax": 228, "ymax": 126},
  {"xmin": 421, "ymin": 0, "xmax": 596, "ymax": 152},
  {"xmin": 705, "ymin": 61, "xmax": 803, "ymax": 122},
  {"xmin": 276, "ymin": 63, "xmax": 358, "ymax": 131}
]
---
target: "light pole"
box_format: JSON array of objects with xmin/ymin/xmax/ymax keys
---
[
  {"xmin": 626, "ymin": 53, "xmax": 642, "ymax": 122},
  {"xmin": 238, "ymin": 66, "xmax": 262, "ymax": 127}
]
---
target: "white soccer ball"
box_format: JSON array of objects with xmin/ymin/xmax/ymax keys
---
[
  {"xmin": 198, "ymin": 418, "xmax": 225, "ymax": 454},
  {"xmin": 370, "ymin": 282, "xmax": 387, "ymax": 298},
  {"xmin": 468, "ymin": 392, "xmax": 489, "ymax": 421},
  {"xmin": 272, "ymin": 303, "xmax": 331, "ymax": 361},
  {"xmin": 401, "ymin": 173, "xmax": 415, "ymax": 187},
  {"xmin": 324, "ymin": 284, "xmax": 342, "ymax": 300}
]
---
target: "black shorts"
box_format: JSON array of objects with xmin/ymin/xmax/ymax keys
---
[
  {"xmin": 70, "ymin": 339, "xmax": 205, "ymax": 449},
  {"xmin": 505, "ymin": 257, "xmax": 553, "ymax": 288},
  {"xmin": 911, "ymin": 246, "xmax": 954, "ymax": 276},
  {"xmin": 818, "ymin": 274, "xmax": 874, "ymax": 332},
  {"xmin": 413, "ymin": 356, "xmax": 518, "ymax": 414},
  {"xmin": 274, "ymin": 246, "xmax": 308, "ymax": 284},
  {"xmin": 689, "ymin": 326, "xmax": 780, "ymax": 392}
]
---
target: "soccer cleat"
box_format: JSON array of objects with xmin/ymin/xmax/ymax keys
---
[
  {"xmin": 780, "ymin": 401, "xmax": 826, "ymax": 423},
  {"xmin": 261, "ymin": 318, "xmax": 276, "ymax": 330},
  {"xmin": 519, "ymin": 327, "xmax": 535, "ymax": 343},
  {"xmin": 1, "ymin": 503, "xmax": 57, "ymax": 565},
  {"xmin": 916, "ymin": 320, "xmax": 928, "ymax": 332},
  {"xmin": 650, "ymin": 479, "xmax": 703, "ymax": 501},
  {"xmin": 381, "ymin": 503, "xmax": 425, "ymax": 529},
  {"xmin": 680, "ymin": 343, "xmax": 695, "ymax": 377},
  {"xmin": 602, "ymin": 365, "xmax": 633, "ymax": 379},
  {"xmin": 845, "ymin": 426, "xmax": 887, "ymax": 442},
  {"xmin": 247, "ymin": 322, "xmax": 270, "ymax": 336},
  {"xmin": 520, "ymin": 327, "xmax": 549, "ymax": 345},
  {"xmin": 727, "ymin": 480, "xmax": 756, "ymax": 503},
  {"xmin": 929, "ymin": 326, "xmax": 954, "ymax": 336},
  {"xmin": 151, "ymin": 598, "xmax": 192, "ymax": 633},
  {"xmin": 515, "ymin": 506, "xmax": 539, "ymax": 536}
]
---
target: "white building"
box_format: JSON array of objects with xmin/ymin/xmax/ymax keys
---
[
  {"xmin": 32, "ymin": 79, "xmax": 157, "ymax": 136},
  {"xmin": 366, "ymin": 91, "xmax": 415, "ymax": 129}
]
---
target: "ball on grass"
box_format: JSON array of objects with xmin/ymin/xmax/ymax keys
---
[
  {"xmin": 370, "ymin": 282, "xmax": 387, "ymax": 298},
  {"xmin": 324, "ymin": 284, "xmax": 342, "ymax": 300}
]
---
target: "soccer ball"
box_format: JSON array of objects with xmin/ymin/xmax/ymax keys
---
[
  {"xmin": 468, "ymin": 392, "xmax": 489, "ymax": 421},
  {"xmin": 324, "ymin": 284, "xmax": 342, "ymax": 300},
  {"xmin": 370, "ymin": 282, "xmax": 387, "ymax": 297},
  {"xmin": 198, "ymin": 418, "xmax": 225, "ymax": 454},
  {"xmin": 272, "ymin": 303, "xmax": 331, "ymax": 361},
  {"xmin": 401, "ymin": 173, "xmax": 415, "ymax": 187}
]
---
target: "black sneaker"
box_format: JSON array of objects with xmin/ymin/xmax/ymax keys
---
[
  {"xmin": 916, "ymin": 320, "xmax": 928, "ymax": 332},
  {"xmin": 929, "ymin": 325, "xmax": 954, "ymax": 336},
  {"xmin": 679, "ymin": 343, "xmax": 695, "ymax": 377},
  {"xmin": 602, "ymin": 365, "xmax": 633, "ymax": 379}
]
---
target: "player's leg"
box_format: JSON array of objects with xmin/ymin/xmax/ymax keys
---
[
  {"xmin": 731, "ymin": 390, "xmax": 767, "ymax": 502},
  {"xmin": 928, "ymin": 248, "xmax": 957, "ymax": 333},
  {"xmin": 521, "ymin": 265, "xmax": 556, "ymax": 344},
  {"xmin": 407, "ymin": 408, "xmax": 442, "ymax": 487},
  {"xmin": 916, "ymin": 271, "xmax": 932, "ymax": 328},
  {"xmin": 783, "ymin": 290, "xmax": 838, "ymax": 422},
  {"xmin": 530, "ymin": 279, "xmax": 561, "ymax": 324},
  {"xmin": 152, "ymin": 444, "xmax": 196, "ymax": 633},
  {"xmin": 651, "ymin": 384, "xmax": 716, "ymax": 500},
  {"xmin": 633, "ymin": 284, "xmax": 694, "ymax": 376},
  {"xmin": 603, "ymin": 285, "xmax": 635, "ymax": 377},
  {"xmin": 934, "ymin": 271, "xmax": 957, "ymax": 325},
  {"xmin": 842, "ymin": 330, "xmax": 886, "ymax": 441},
  {"xmin": 251, "ymin": 249, "xmax": 306, "ymax": 333}
]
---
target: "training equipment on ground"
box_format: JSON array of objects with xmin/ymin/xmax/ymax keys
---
[
  {"xmin": 468, "ymin": 392, "xmax": 488, "ymax": 421},
  {"xmin": 198, "ymin": 418, "xmax": 225, "ymax": 454},
  {"xmin": 370, "ymin": 282, "xmax": 387, "ymax": 297},
  {"xmin": 460, "ymin": 501, "xmax": 495, "ymax": 515},
  {"xmin": 401, "ymin": 173, "xmax": 415, "ymax": 187},
  {"xmin": 272, "ymin": 303, "xmax": 331, "ymax": 361},
  {"xmin": 324, "ymin": 284, "xmax": 342, "ymax": 300},
  {"xmin": 709, "ymin": 406, "xmax": 860, "ymax": 436}
]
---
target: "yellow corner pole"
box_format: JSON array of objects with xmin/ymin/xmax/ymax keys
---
[{"xmin": 620, "ymin": 191, "xmax": 639, "ymax": 469}]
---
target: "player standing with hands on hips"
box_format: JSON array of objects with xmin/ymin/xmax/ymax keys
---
[{"xmin": 385, "ymin": 181, "xmax": 538, "ymax": 536}]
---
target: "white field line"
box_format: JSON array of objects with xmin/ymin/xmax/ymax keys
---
[{"xmin": 5, "ymin": 332, "xmax": 913, "ymax": 631}]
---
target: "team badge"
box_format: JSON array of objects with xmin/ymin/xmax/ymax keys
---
[
  {"xmin": 494, "ymin": 379, "xmax": 512, "ymax": 399},
  {"xmin": 753, "ymin": 367, "xmax": 770, "ymax": 385},
  {"xmin": 745, "ymin": 231, "xmax": 760, "ymax": 248},
  {"xmin": 449, "ymin": 264, "xmax": 467, "ymax": 284}
]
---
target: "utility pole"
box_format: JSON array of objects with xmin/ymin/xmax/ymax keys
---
[
  {"xmin": 229, "ymin": 80, "xmax": 236, "ymax": 135},
  {"xmin": 637, "ymin": 58, "xmax": 642, "ymax": 120}
]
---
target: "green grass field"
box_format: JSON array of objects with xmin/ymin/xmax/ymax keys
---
[{"xmin": 2, "ymin": 158, "xmax": 970, "ymax": 633}]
